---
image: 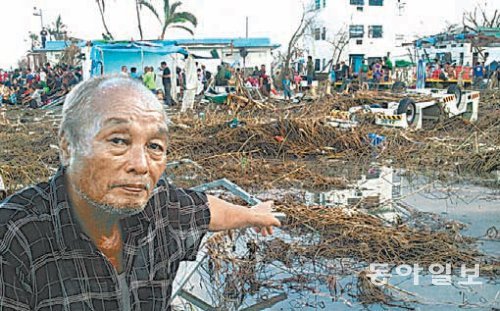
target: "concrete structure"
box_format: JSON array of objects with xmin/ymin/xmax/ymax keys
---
[
  {"xmin": 304, "ymin": 0, "xmax": 409, "ymax": 73},
  {"xmin": 176, "ymin": 38, "xmax": 280, "ymax": 74}
]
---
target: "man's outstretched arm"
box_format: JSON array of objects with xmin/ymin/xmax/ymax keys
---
[{"xmin": 207, "ymin": 195, "xmax": 281, "ymax": 235}]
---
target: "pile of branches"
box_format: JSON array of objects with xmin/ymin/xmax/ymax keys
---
[
  {"xmin": 2, "ymin": 90, "xmax": 499, "ymax": 195},
  {"xmin": 204, "ymin": 203, "xmax": 499, "ymax": 309}
]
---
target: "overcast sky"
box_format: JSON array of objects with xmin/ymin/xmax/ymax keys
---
[{"xmin": 0, "ymin": 0, "xmax": 496, "ymax": 69}]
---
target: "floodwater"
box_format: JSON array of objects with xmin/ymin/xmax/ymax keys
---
[{"xmin": 172, "ymin": 169, "xmax": 499, "ymax": 310}]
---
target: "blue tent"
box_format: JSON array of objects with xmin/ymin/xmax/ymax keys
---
[{"xmin": 90, "ymin": 41, "xmax": 188, "ymax": 76}]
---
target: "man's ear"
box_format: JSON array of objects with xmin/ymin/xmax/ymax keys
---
[{"xmin": 59, "ymin": 134, "xmax": 71, "ymax": 166}]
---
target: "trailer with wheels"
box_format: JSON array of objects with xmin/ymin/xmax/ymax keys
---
[{"xmin": 328, "ymin": 86, "xmax": 480, "ymax": 130}]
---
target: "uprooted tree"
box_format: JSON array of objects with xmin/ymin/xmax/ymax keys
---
[
  {"xmin": 281, "ymin": 6, "xmax": 316, "ymax": 77},
  {"xmin": 325, "ymin": 26, "xmax": 349, "ymax": 71},
  {"xmin": 463, "ymin": 1, "xmax": 499, "ymax": 32},
  {"xmin": 462, "ymin": 1, "xmax": 500, "ymax": 63}
]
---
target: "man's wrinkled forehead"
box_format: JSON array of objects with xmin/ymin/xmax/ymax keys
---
[
  {"xmin": 91, "ymin": 83, "xmax": 162, "ymax": 112},
  {"xmin": 101, "ymin": 116, "xmax": 168, "ymax": 137}
]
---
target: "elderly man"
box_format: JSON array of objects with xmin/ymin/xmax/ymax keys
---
[{"xmin": 0, "ymin": 76, "xmax": 280, "ymax": 310}]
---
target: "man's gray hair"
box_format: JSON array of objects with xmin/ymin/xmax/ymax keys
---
[{"xmin": 59, "ymin": 75, "xmax": 166, "ymax": 166}]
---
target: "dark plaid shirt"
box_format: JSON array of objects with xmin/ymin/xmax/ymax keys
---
[{"xmin": 0, "ymin": 168, "xmax": 211, "ymax": 310}]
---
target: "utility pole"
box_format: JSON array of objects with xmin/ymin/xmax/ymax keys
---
[
  {"xmin": 246, "ymin": 16, "xmax": 249, "ymax": 38},
  {"xmin": 33, "ymin": 6, "xmax": 44, "ymax": 30},
  {"xmin": 244, "ymin": 17, "xmax": 249, "ymax": 75}
]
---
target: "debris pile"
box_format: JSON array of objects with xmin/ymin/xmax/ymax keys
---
[
  {"xmin": 1, "ymin": 90, "xmax": 499, "ymax": 194},
  {"xmin": 204, "ymin": 203, "xmax": 499, "ymax": 309}
]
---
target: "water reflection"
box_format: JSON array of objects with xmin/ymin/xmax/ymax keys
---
[{"xmin": 171, "ymin": 165, "xmax": 499, "ymax": 310}]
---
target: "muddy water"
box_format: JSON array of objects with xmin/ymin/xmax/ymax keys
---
[
  {"xmin": 173, "ymin": 173, "xmax": 499, "ymax": 310},
  {"xmin": 263, "ymin": 178, "xmax": 500, "ymax": 310}
]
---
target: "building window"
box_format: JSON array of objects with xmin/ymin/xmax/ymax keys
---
[
  {"xmin": 356, "ymin": 39, "xmax": 363, "ymax": 45},
  {"xmin": 322, "ymin": 58, "xmax": 326, "ymax": 70},
  {"xmin": 315, "ymin": 0, "xmax": 321, "ymax": 10},
  {"xmin": 350, "ymin": 0, "xmax": 364, "ymax": 5},
  {"xmin": 321, "ymin": 27, "xmax": 327, "ymax": 40},
  {"xmin": 357, "ymin": 6, "xmax": 364, "ymax": 11},
  {"xmin": 314, "ymin": 28, "xmax": 321, "ymax": 40},
  {"xmin": 369, "ymin": 0, "xmax": 383, "ymax": 6},
  {"xmin": 369, "ymin": 25, "xmax": 383, "ymax": 38},
  {"xmin": 323, "ymin": 0, "xmax": 326, "ymax": 8},
  {"xmin": 349, "ymin": 25, "xmax": 364, "ymax": 38}
]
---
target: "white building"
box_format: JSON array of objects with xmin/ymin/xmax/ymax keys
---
[
  {"xmin": 414, "ymin": 28, "xmax": 500, "ymax": 66},
  {"xmin": 304, "ymin": 0, "xmax": 409, "ymax": 73}
]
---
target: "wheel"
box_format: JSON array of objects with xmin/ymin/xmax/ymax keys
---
[
  {"xmin": 397, "ymin": 98, "xmax": 417, "ymax": 126},
  {"xmin": 391, "ymin": 81, "xmax": 406, "ymax": 93},
  {"xmin": 447, "ymin": 84, "xmax": 462, "ymax": 105}
]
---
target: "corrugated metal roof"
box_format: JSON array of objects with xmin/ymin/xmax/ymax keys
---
[{"xmin": 173, "ymin": 37, "xmax": 280, "ymax": 48}]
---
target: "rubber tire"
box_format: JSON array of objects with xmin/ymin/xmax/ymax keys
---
[
  {"xmin": 392, "ymin": 81, "xmax": 406, "ymax": 93},
  {"xmin": 447, "ymin": 84, "xmax": 462, "ymax": 105},
  {"xmin": 397, "ymin": 98, "xmax": 417, "ymax": 126}
]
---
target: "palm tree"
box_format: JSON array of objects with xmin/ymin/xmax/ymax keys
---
[
  {"xmin": 28, "ymin": 33, "xmax": 40, "ymax": 49},
  {"xmin": 48, "ymin": 15, "xmax": 68, "ymax": 40},
  {"xmin": 95, "ymin": 0, "xmax": 114, "ymax": 40},
  {"xmin": 139, "ymin": 0, "xmax": 197, "ymax": 39},
  {"xmin": 135, "ymin": 0, "xmax": 144, "ymax": 40}
]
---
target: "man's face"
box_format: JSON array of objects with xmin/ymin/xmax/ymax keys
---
[{"xmin": 68, "ymin": 93, "xmax": 168, "ymax": 215}]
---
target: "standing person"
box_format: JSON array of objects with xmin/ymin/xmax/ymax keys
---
[
  {"xmin": 201, "ymin": 64, "xmax": 212, "ymax": 91},
  {"xmin": 39, "ymin": 68, "xmax": 47, "ymax": 83},
  {"xmin": 259, "ymin": 64, "xmax": 271, "ymax": 97},
  {"xmin": 120, "ymin": 66, "xmax": 128, "ymax": 76},
  {"xmin": 383, "ymin": 56, "xmax": 393, "ymax": 79},
  {"xmin": 372, "ymin": 59, "xmax": 383, "ymax": 89},
  {"xmin": 142, "ymin": 67, "xmax": 156, "ymax": 92},
  {"xmin": 293, "ymin": 70, "xmax": 302, "ymax": 92},
  {"xmin": 473, "ymin": 62, "xmax": 484, "ymax": 88},
  {"xmin": 40, "ymin": 28, "xmax": 48, "ymax": 49},
  {"xmin": 130, "ymin": 67, "xmax": 139, "ymax": 79},
  {"xmin": 446, "ymin": 63, "xmax": 456, "ymax": 80},
  {"xmin": 306, "ymin": 56, "xmax": 314, "ymax": 87},
  {"xmin": 328, "ymin": 67, "xmax": 336, "ymax": 91},
  {"xmin": 496, "ymin": 67, "xmax": 500, "ymax": 89},
  {"xmin": 252, "ymin": 66, "xmax": 260, "ymax": 77},
  {"xmin": 282, "ymin": 73, "xmax": 292, "ymax": 100},
  {"xmin": 340, "ymin": 61, "xmax": 350, "ymax": 81},
  {"xmin": 359, "ymin": 60, "xmax": 368, "ymax": 83},
  {"xmin": 176, "ymin": 67, "xmax": 185, "ymax": 99},
  {"xmin": 161, "ymin": 61, "xmax": 172, "ymax": 105}
]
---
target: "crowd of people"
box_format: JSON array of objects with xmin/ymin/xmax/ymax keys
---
[
  {"xmin": 426, "ymin": 60, "xmax": 500, "ymax": 87},
  {"xmin": 3, "ymin": 56, "xmax": 498, "ymax": 109},
  {"xmin": 325, "ymin": 57, "xmax": 394, "ymax": 86},
  {"xmin": 119, "ymin": 62, "xmax": 212, "ymax": 106},
  {"xmin": 0, "ymin": 64, "xmax": 82, "ymax": 108}
]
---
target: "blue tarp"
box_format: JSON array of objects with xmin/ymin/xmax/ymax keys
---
[{"xmin": 90, "ymin": 42, "xmax": 188, "ymax": 76}]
